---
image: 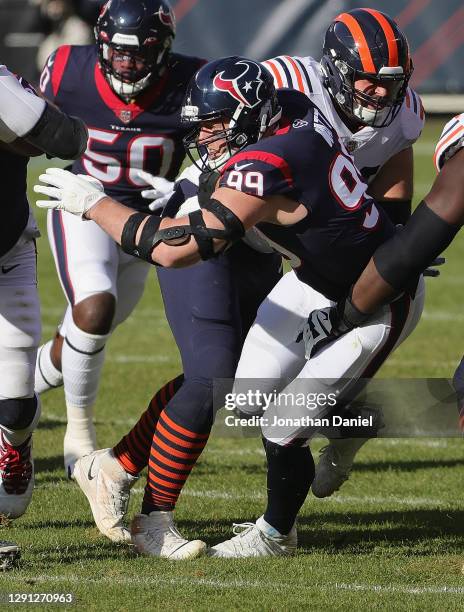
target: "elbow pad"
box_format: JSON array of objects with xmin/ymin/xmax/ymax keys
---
[
  {"xmin": 24, "ymin": 103, "xmax": 88, "ymax": 160},
  {"xmin": 373, "ymin": 201, "xmax": 461, "ymax": 290},
  {"xmin": 120, "ymin": 199, "xmax": 245, "ymax": 264}
]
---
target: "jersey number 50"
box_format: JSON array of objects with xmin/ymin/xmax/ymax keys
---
[{"xmin": 83, "ymin": 127, "xmax": 175, "ymax": 185}]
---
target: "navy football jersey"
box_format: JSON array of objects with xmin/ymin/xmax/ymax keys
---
[
  {"xmin": 218, "ymin": 90, "xmax": 395, "ymax": 301},
  {"xmin": 40, "ymin": 45, "xmax": 204, "ymax": 211}
]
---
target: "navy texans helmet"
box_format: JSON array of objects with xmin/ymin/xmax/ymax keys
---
[
  {"xmin": 95, "ymin": 0, "xmax": 176, "ymax": 100},
  {"xmin": 321, "ymin": 8, "xmax": 413, "ymax": 128},
  {"xmin": 182, "ymin": 56, "xmax": 282, "ymax": 171}
]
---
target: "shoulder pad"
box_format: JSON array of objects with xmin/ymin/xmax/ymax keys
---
[
  {"xmin": 434, "ymin": 113, "xmax": 464, "ymax": 172},
  {"xmin": 399, "ymin": 88, "xmax": 425, "ymax": 143}
]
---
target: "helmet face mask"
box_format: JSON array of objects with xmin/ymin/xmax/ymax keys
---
[
  {"xmin": 322, "ymin": 9, "xmax": 413, "ymax": 129},
  {"xmin": 181, "ymin": 57, "xmax": 282, "ymax": 172},
  {"xmin": 95, "ymin": 0, "xmax": 175, "ymax": 101},
  {"xmin": 183, "ymin": 116, "xmax": 247, "ymax": 171}
]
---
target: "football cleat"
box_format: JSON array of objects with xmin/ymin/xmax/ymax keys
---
[
  {"xmin": 311, "ymin": 407, "xmax": 384, "ymax": 498},
  {"xmin": 73, "ymin": 449, "xmax": 137, "ymax": 542},
  {"xmin": 131, "ymin": 511, "xmax": 207, "ymax": 559},
  {"xmin": 64, "ymin": 421, "xmax": 97, "ymax": 479},
  {"xmin": 208, "ymin": 516, "xmax": 297, "ymax": 558},
  {"xmin": 0, "ymin": 433, "xmax": 34, "ymax": 519},
  {"xmin": 0, "ymin": 541, "xmax": 20, "ymax": 571}
]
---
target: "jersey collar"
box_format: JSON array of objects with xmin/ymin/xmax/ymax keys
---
[{"xmin": 94, "ymin": 62, "xmax": 169, "ymax": 123}]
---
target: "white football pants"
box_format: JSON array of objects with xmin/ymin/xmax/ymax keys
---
[{"xmin": 234, "ymin": 270, "xmax": 425, "ymax": 445}]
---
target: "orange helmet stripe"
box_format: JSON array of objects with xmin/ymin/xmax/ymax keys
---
[
  {"xmin": 335, "ymin": 12, "xmax": 376, "ymax": 73},
  {"xmin": 363, "ymin": 8, "xmax": 400, "ymax": 67}
]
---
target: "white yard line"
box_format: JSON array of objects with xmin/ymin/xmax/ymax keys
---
[
  {"xmin": 35, "ymin": 480, "xmax": 456, "ymax": 508},
  {"xmin": 10, "ymin": 574, "xmax": 464, "ymax": 596}
]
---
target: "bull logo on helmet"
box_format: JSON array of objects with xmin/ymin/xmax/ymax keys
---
[{"xmin": 213, "ymin": 60, "xmax": 264, "ymax": 108}]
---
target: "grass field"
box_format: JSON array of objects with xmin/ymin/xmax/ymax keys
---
[{"xmin": 3, "ymin": 117, "xmax": 464, "ymax": 611}]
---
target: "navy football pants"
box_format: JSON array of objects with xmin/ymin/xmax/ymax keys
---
[{"xmin": 156, "ymin": 242, "xmax": 282, "ymax": 433}]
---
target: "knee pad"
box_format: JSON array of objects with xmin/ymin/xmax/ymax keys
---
[{"xmin": 0, "ymin": 395, "xmax": 40, "ymax": 430}]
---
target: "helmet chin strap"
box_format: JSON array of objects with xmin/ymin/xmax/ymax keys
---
[{"xmin": 205, "ymin": 149, "xmax": 237, "ymax": 171}]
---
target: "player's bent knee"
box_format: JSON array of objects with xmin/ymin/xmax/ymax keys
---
[
  {"xmin": 72, "ymin": 292, "xmax": 116, "ymax": 335},
  {"xmin": 0, "ymin": 396, "xmax": 39, "ymax": 430}
]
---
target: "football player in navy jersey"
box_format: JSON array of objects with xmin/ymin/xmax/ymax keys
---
[
  {"xmin": 35, "ymin": 56, "xmax": 425, "ymax": 557},
  {"xmin": 113, "ymin": 9, "xmax": 430, "ymax": 506},
  {"xmin": 0, "ymin": 64, "xmax": 87, "ymax": 525},
  {"xmin": 33, "ymin": 0, "xmax": 205, "ymax": 478}
]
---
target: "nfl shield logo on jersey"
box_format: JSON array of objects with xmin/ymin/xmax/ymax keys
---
[{"xmin": 119, "ymin": 110, "xmax": 132, "ymax": 124}]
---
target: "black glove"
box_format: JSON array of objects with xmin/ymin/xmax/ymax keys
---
[
  {"xmin": 423, "ymin": 256, "xmax": 446, "ymax": 278},
  {"xmin": 296, "ymin": 291, "xmax": 370, "ymax": 359},
  {"xmin": 198, "ymin": 170, "xmax": 220, "ymax": 206}
]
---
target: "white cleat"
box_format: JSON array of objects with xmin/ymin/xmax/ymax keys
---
[
  {"xmin": 73, "ymin": 449, "xmax": 137, "ymax": 542},
  {"xmin": 131, "ymin": 511, "xmax": 206, "ymax": 559},
  {"xmin": 208, "ymin": 516, "xmax": 297, "ymax": 558},
  {"xmin": 0, "ymin": 541, "xmax": 20, "ymax": 570},
  {"xmin": 0, "ymin": 433, "xmax": 34, "ymax": 519},
  {"xmin": 64, "ymin": 422, "xmax": 97, "ymax": 479},
  {"xmin": 311, "ymin": 407, "xmax": 384, "ymax": 498}
]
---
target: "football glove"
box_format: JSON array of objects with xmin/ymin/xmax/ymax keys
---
[
  {"xmin": 423, "ymin": 256, "xmax": 446, "ymax": 278},
  {"xmin": 34, "ymin": 168, "xmax": 106, "ymax": 218},
  {"xmin": 296, "ymin": 292, "xmax": 370, "ymax": 359},
  {"xmin": 137, "ymin": 170, "xmax": 175, "ymax": 212}
]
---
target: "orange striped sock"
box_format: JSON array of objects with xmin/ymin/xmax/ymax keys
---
[
  {"xmin": 142, "ymin": 410, "xmax": 210, "ymax": 512},
  {"xmin": 113, "ymin": 375, "xmax": 184, "ymax": 476}
]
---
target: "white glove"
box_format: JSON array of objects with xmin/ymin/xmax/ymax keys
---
[
  {"xmin": 34, "ymin": 168, "xmax": 107, "ymax": 218},
  {"xmin": 137, "ymin": 170, "xmax": 174, "ymax": 212}
]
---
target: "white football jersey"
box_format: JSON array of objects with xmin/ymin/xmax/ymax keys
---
[
  {"xmin": 0, "ymin": 64, "xmax": 45, "ymax": 143},
  {"xmin": 262, "ymin": 55, "xmax": 425, "ymax": 183},
  {"xmin": 434, "ymin": 113, "xmax": 464, "ymax": 172}
]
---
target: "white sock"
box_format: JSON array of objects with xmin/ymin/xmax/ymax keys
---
[
  {"xmin": 61, "ymin": 318, "xmax": 110, "ymax": 474},
  {"xmin": 62, "ymin": 317, "xmax": 110, "ymax": 409},
  {"xmin": 34, "ymin": 340, "xmax": 63, "ymax": 394}
]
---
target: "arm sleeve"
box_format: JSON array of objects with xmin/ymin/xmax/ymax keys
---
[{"xmin": 0, "ymin": 66, "xmax": 46, "ymax": 143}]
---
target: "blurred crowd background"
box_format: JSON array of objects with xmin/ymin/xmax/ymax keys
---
[{"xmin": 1, "ymin": 0, "xmax": 463, "ymax": 112}]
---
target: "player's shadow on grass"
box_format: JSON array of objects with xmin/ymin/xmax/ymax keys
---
[
  {"xmin": 37, "ymin": 418, "xmax": 65, "ymax": 431},
  {"xmin": 27, "ymin": 518, "xmax": 96, "ymax": 530},
  {"xmin": 354, "ymin": 457, "xmax": 464, "ymax": 472},
  {"xmin": 185, "ymin": 510, "xmax": 464, "ymax": 553},
  {"xmin": 33, "ymin": 539, "xmax": 136, "ymax": 563},
  {"xmin": 296, "ymin": 508, "xmax": 464, "ymax": 554},
  {"xmin": 34, "ymin": 455, "xmax": 66, "ymax": 475}
]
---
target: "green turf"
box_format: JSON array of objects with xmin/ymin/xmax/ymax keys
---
[{"xmin": 2, "ymin": 117, "xmax": 464, "ymax": 611}]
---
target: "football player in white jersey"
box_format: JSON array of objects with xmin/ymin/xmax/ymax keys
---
[
  {"xmin": 259, "ymin": 7, "xmax": 428, "ymax": 497},
  {"xmin": 0, "ymin": 64, "xmax": 87, "ymax": 522}
]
